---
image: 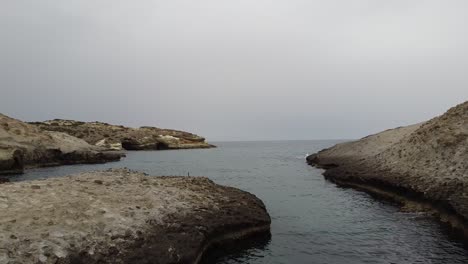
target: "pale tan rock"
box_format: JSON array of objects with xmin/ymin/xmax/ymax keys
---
[
  {"xmin": 0, "ymin": 114, "xmax": 122, "ymax": 175},
  {"xmin": 307, "ymin": 101, "xmax": 468, "ymax": 231},
  {"xmin": 30, "ymin": 120, "xmax": 215, "ymax": 151},
  {"xmin": 0, "ymin": 169, "xmax": 271, "ymax": 264}
]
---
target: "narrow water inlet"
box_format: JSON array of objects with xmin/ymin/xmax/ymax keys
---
[{"xmin": 10, "ymin": 141, "xmax": 468, "ymax": 264}]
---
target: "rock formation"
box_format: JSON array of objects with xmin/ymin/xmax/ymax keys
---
[
  {"xmin": 0, "ymin": 168, "xmax": 271, "ymax": 263},
  {"xmin": 30, "ymin": 120, "xmax": 215, "ymax": 151},
  {"xmin": 307, "ymin": 101, "xmax": 468, "ymax": 232},
  {"xmin": 0, "ymin": 114, "xmax": 122, "ymax": 175}
]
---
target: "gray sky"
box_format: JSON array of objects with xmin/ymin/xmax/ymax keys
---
[{"xmin": 1, "ymin": 0, "xmax": 467, "ymax": 141}]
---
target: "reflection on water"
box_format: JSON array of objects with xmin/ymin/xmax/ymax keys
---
[
  {"xmin": 201, "ymin": 232, "xmax": 272, "ymax": 264},
  {"xmin": 10, "ymin": 140, "xmax": 468, "ymax": 264}
]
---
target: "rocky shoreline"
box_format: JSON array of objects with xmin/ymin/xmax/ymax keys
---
[
  {"xmin": 30, "ymin": 119, "xmax": 215, "ymax": 151},
  {"xmin": 0, "ymin": 168, "xmax": 271, "ymax": 263},
  {"xmin": 0, "ymin": 114, "xmax": 123, "ymax": 176},
  {"xmin": 1, "ymin": 114, "xmax": 215, "ymax": 176},
  {"xmin": 307, "ymin": 101, "xmax": 468, "ymax": 234}
]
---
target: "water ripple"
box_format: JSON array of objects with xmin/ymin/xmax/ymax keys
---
[{"xmin": 13, "ymin": 140, "xmax": 468, "ymax": 264}]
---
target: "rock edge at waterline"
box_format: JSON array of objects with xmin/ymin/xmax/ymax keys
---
[
  {"xmin": 0, "ymin": 168, "xmax": 271, "ymax": 264},
  {"xmin": 307, "ymin": 101, "xmax": 468, "ymax": 234},
  {"xmin": 0, "ymin": 114, "xmax": 122, "ymax": 176},
  {"xmin": 30, "ymin": 119, "xmax": 216, "ymax": 151}
]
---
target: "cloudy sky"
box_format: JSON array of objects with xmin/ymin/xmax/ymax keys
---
[{"xmin": 1, "ymin": 1, "xmax": 467, "ymax": 141}]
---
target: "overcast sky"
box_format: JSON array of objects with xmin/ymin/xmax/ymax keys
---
[{"xmin": 1, "ymin": 1, "xmax": 467, "ymax": 141}]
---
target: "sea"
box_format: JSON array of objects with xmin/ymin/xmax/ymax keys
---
[{"xmin": 11, "ymin": 140, "xmax": 468, "ymax": 264}]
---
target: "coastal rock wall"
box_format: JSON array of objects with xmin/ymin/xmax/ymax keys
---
[
  {"xmin": 0, "ymin": 114, "xmax": 121, "ymax": 175},
  {"xmin": 307, "ymin": 101, "xmax": 468, "ymax": 229},
  {"xmin": 0, "ymin": 169, "xmax": 271, "ymax": 264},
  {"xmin": 30, "ymin": 120, "xmax": 215, "ymax": 151},
  {"xmin": 0, "ymin": 148, "xmax": 24, "ymax": 175}
]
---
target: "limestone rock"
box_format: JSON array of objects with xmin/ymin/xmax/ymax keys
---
[
  {"xmin": 307, "ymin": 101, "xmax": 468, "ymax": 226},
  {"xmin": 30, "ymin": 120, "xmax": 216, "ymax": 151},
  {"xmin": 0, "ymin": 148, "xmax": 24, "ymax": 175},
  {"xmin": 0, "ymin": 114, "xmax": 122, "ymax": 175},
  {"xmin": 0, "ymin": 169, "xmax": 271, "ymax": 263},
  {"xmin": 95, "ymin": 139, "xmax": 123, "ymax": 151}
]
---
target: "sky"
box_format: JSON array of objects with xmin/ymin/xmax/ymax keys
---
[{"xmin": 1, "ymin": 0, "xmax": 467, "ymax": 141}]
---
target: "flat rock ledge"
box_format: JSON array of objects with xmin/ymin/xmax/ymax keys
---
[
  {"xmin": 0, "ymin": 169, "xmax": 271, "ymax": 264},
  {"xmin": 307, "ymin": 154, "xmax": 468, "ymax": 237},
  {"xmin": 307, "ymin": 101, "xmax": 468, "ymax": 236}
]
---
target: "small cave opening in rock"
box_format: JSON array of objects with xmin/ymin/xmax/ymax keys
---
[
  {"xmin": 13, "ymin": 156, "xmax": 23, "ymax": 170},
  {"xmin": 11, "ymin": 149, "xmax": 24, "ymax": 171},
  {"xmin": 121, "ymin": 139, "xmax": 141, "ymax": 150},
  {"xmin": 121, "ymin": 142, "xmax": 139, "ymax": 150},
  {"xmin": 156, "ymin": 142, "xmax": 169, "ymax": 150},
  {"xmin": 120, "ymin": 139, "xmax": 170, "ymax": 150}
]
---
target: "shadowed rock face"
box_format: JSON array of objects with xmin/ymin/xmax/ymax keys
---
[
  {"xmin": 0, "ymin": 114, "xmax": 122, "ymax": 175},
  {"xmin": 0, "ymin": 169, "xmax": 271, "ymax": 264},
  {"xmin": 307, "ymin": 101, "xmax": 468, "ymax": 231},
  {"xmin": 30, "ymin": 120, "xmax": 216, "ymax": 151},
  {"xmin": 0, "ymin": 148, "xmax": 24, "ymax": 175}
]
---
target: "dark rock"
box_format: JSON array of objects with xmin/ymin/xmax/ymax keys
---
[{"xmin": 0, "ymin": 148, "xmax": 24, "ymax": 175}]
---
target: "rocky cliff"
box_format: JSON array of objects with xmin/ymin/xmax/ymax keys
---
[
  {"xmin": 0, "ymin": 168, "xmax": 271, "ymax": 264},
  {"xmin": 30, "ymin": 119, "xmax": 215, "ymax": 151},
  {"xmin": 0, "ymin": 114, "xmax": 122, "ymax": 175},
  {"xmin": 307, "ymin": 101, "xmax": 468, "ymax": 232}
]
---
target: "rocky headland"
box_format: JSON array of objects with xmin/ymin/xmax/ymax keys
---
[
  {"xmin": 0, "ymin": 168, "xmax": 271, "ymax": 264},
  {"xmin": 0, "ymin": 114, "xmax": 122, "ymax": 175},
  {"xmin": 307, "ymin": 101, "xmax": 468, "ymax": 233},
  {"xmin": 30, "ymin": 119, "xmax": 215, "ymax": 151}
]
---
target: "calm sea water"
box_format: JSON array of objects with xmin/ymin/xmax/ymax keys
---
[{"xmin": 10, "ymin": 141, "xmax": 468, "ymax": 263}]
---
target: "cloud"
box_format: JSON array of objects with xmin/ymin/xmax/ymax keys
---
[{"xmin": 1, "ymin": 0, "xmax": 467, "ymax": 140}]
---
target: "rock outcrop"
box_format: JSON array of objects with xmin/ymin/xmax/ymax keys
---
[
  {"xmin": 0, "ymin": 114, "xmax": 122, "ymax": 175},
  {"xmin": 307, "ymin": 101, "xmax": 468, "ymax": 232},
  {"xmin": 0, "ymin": 168, "xmax": 271, "ymax": 264},
  {"xmin": 30, "ymin": 120, "xmax": 215, "ymax": 151}
]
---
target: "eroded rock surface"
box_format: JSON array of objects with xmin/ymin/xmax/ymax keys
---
[
  {"xmin": 0, "ymin": 169, "xmax": 271, "ymax": 264},
  {"xmin": 30, "ymin": 120, "xmax": 215, "ymax": 151},
  {"xmin": 0, "ymin": 114, "xmax": 122, "ymax": 175},
  {"xmin": 307, "ymin": 101, "xmax": 468, "ymax": 225}
]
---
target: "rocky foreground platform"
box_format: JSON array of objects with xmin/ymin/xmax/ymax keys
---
[
  {"xmin": 0, "ymin": 169, "xmax": 271, "ymax": 264},
  {"xmin": 307, "ymin": 101, "xmax": 468, "ymax": 233},
  {"xmin": 0, "ymin": 114, "xmax": 122, "ymax": 175}
]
